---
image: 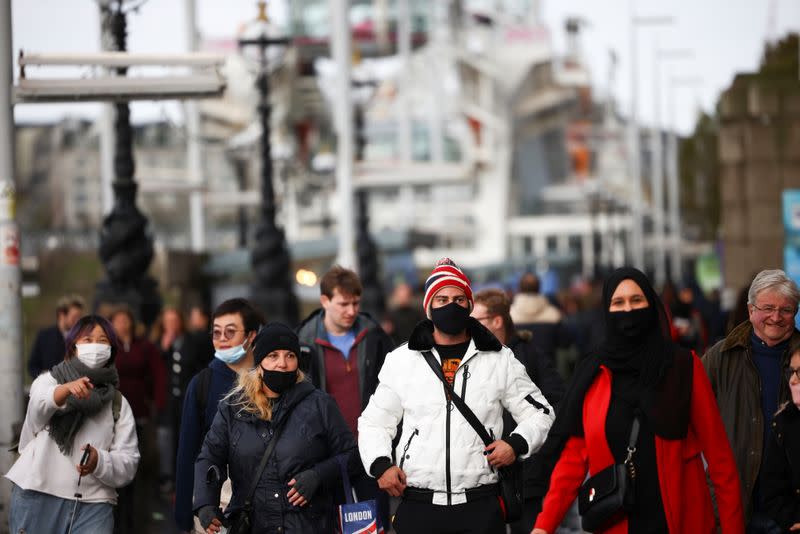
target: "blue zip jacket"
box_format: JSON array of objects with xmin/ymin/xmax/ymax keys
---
[{"xmin": 174, "ymin": 358, "xmax": 237, "ymax": 531}]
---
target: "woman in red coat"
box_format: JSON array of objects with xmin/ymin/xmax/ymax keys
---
[{"xmin": 532, "ymin": 267, "xmax": 744, "ymax": 534}]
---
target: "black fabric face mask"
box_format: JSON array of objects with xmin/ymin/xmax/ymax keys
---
[
  {"xmin": 430, "ymin": 302, "xmax": 471, "ymax": 335},
  {"xmin": 261, "ymin": 369, "xmax": 298, "ymax": 395},
  {"xmin": 608, "ymin": 307, "xmax": 655, "ymax": 341}
]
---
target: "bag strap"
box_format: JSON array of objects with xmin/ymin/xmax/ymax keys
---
[
  {"xmin": 421, "ymin": 350, "xmax": 493, "ymax": 447},
  {"xmin": 242, "ymin": 407, "xmax": 293, "ymax": 509},
  {"xmin": 624, "ymin": 417, "xmax": 641, "ymax": 467},
  {"xmin": 112, "ymin": 390, "xmax": 122, "ymax": 423},
  {"xmin": 336, "ymin": 455, "xmax": 355, "ymax": 504}
]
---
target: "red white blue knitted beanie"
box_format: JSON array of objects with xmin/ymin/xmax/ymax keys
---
[{"xmin": 423, "ymin": 258, "xmax": 473, "ymax": 318}]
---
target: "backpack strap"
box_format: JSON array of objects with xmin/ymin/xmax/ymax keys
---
[
  {"xmin": 241, "ymin": 400, "xmax": 302, "ymax": 512},
  {"xmin": 112, "ymin": 390, "xmax": 122, "ymax": 423},
  {"xmin": 194, "ymin": 367, "xmax": 213, "ymax": 434}
]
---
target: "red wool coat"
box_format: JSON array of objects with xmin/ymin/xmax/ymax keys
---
[{"xmin": 535, "ymin": 354, "xmax": 744, "ymax": 534}]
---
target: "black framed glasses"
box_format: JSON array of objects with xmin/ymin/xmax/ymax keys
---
[
  {"xmin": 784, "ymin": 367, "xmax": 800, "ymax": 382},
  {"xmin": 211, "ymin": 326, "xmax": 245, "ymax": 341}
]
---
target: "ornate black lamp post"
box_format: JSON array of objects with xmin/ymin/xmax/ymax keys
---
[
  {"xmin": 238, "ymin": 1, "xmax": 297, "ymax": 324},
  {"xmin": 353, "ymin": 85, "xmax": 385, "ymax": 317},
  {"xmin": 95, "ymin": 1, "xmax": 161, "ymax": 326},
  {"xmin": 355, "ymin": 189, "xmax": 385, "ymax": 316}
]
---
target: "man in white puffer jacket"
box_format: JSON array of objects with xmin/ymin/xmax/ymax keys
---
[{"xmin": 358, "ymin": 258, "xmax": 555, "ymax": 533}]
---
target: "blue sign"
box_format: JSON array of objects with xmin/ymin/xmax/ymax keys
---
[
  {"xmin": 782, "ymin": 190, "xmax": 800, "ymax": 329},
  {"xmin": 339, "ymin": 501, "xmax": 383, "ymax": 534}
]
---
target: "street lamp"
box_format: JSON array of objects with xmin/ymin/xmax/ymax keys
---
[
  {"xmin": 315, "ymin": 42, "xmax": 387, "ymax": 314},
  {"xmin": 238, "ymin": 1, "xmax": 298, "ymax": 324},
  {"xmin": 627, "ymin": 8, "xmax": 673, "ymax": 272},
  {"xmin": 654, "ymin": 49, "xmax": 693, "ymax": 285},
  {"xmin": 667, "ymin": 76, "xmax": 703, "ymax": 284},
  {"xmin": 353, "ymin": 78, "xmax": 385, "ymax": 317},
  {"xmin": 94, "ymin": 0, "xmax": 162, "ymax": 327}
]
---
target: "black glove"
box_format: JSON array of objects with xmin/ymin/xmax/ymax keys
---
[
  {"xmin": 291, "ymin": 469, "xmax": 321, "ymax": 500},
  {"xmin": 196, "ymin": 505, "xmax": 224, "ymax": 529}
]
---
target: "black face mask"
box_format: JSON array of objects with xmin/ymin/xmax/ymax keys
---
[
  {"xmin": 608, "ymin": 308, "xmax": 655, "ymax": 341},
  {"xmin": 430, "ymin": 302, "xmax": 471, "ymax": 335},
  {"xmin": 261, "ymin": 369, "xmax": 298, "ymax": 395}
]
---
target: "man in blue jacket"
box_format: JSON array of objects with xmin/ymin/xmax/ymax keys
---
[
  {"xmin": 173, "ymin": 298, "xmax": 265, "ymax": 533},
  {"xmin": 27, "ymin": 294, "xmax": 84, "ymax": 379}
]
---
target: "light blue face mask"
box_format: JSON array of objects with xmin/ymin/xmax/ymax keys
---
[{"xmin": 215, "ymin": 339, "xmax": 250, "ymax": 364}]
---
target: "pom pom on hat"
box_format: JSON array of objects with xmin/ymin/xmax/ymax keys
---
[{"xmin": 423, "ymin": 258, "xmax": 473, "ymax": 318}]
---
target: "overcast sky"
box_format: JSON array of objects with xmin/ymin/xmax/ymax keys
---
[{"xmin": 10, "ymin": 0, "xmax": 800, "ymax": 134}]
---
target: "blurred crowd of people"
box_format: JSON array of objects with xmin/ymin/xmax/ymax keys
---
[{"xmin": 8, "ymin": 261, "xmax": 800, "ymax": 534}]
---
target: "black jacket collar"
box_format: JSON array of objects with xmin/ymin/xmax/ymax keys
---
[
  {"xmin": 407, "ymin": 318, "xmax": 503, "ymax": 352},
  {"xmin": 297, "ymin": 308, "xmax": 381, "ymax": 339}
]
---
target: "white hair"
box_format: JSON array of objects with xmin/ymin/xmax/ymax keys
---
[{"xmin": 747, "ymin": 269, "xmax": 800, "ymax": 307}]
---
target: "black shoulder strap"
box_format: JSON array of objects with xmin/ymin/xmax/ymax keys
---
[
  {"xmin": 622, "ymin": 417, "xmax": 641, "ymax": 468},
  {"xmin": 421, "ymin": 350, "xmax": 493, "ymax": 447},
  {"xmin": 242, "ymin": 402, "xmax": 299, "ymax": 510},
  {"xmin": 112, "ymin": 390, "xmax": 122, "ymax": 423},
  {"xmin": 628, "ymin": 418, "xmax": 640, "ymax": 449}
]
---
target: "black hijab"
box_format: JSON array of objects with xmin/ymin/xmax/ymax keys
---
[
  {"xmin": 529, "ymin": 268, "xmax": 693, "ymax": 490},
  {"xmin": 597, "ymin": 267, "xmax": 675, "ymax": 397}
]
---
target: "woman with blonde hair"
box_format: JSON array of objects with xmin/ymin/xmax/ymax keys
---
[{"xmin": 193, "ymin": 322, "xmax": 356, "ymax": 533}]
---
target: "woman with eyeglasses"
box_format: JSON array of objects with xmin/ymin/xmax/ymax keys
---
[
  {"xmin": 6, "ymin": 315, "xmax": 140, "ymax": 533},
  {"xmin": 762, "ymin": 345, "xmax": 800, "ymax": 532},
  {"xmin": 174, "ymin": 298, "xmax": 265, "ymax": 534},
  {"xmin": 193, "ymin": 323, "xmax": 356, "ymax": 533}
]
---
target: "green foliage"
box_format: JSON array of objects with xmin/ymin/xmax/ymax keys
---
[
  {"xmin": 22, "ymin": 250, "xmax": 103, "ymax": 384},
  {"xmin": 759, "ymin": 33, "xmax": 800, "ymax": 81},
  {"xmin": 682, "ymin": 32, "xmax": 799, "ymax": 241},
  {"xmin": 679, "ymin": 112, "xmax": 720, "ymax": 241}
]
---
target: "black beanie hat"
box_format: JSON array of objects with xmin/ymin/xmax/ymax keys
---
[{"xmin": 253, "ymin": 322, "xmax": 302, "ymax": 368}]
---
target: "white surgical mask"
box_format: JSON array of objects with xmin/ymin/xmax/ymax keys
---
[
  {"xmin": 215, "ymin": 339, "xmax": 250, "ymax": 365},
  {"xmin": 75, "ymin": 343, "xmax": 112, "ymax": 368}
]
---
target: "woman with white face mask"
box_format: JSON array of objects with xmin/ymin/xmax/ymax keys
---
[{"xmin": 6, "ymin": 314, "xmax": 140, "ymax": 533}]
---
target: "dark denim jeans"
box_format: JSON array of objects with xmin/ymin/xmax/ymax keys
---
[{"xmin": 747, "ymin": 511, "xmax": 783, "ymax": 534}]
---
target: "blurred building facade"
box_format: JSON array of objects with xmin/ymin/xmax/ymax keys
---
[
  {"xmin": 717, "ymin": 34, "xmax": 800, "ymax": 291},
  {"xmin": 15, "ymin": 0, "xmax": 685, "ymax": 297}
]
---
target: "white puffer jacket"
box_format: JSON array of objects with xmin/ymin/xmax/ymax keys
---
[{"xmin": 358, "ymin": 319, "xmax": 555, "ymax": 505}]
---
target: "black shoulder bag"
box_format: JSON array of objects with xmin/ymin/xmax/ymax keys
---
[
  {"xmin": 226, "ymin": 413, "xmax": 291, "ymax": 534},
  {"xmin": 577, "ymin": 417, "xmax": 640, "ymax": 533},
  {"xmin": 421, "ymin": 351, "xmax": 523, "ymax": 522}
]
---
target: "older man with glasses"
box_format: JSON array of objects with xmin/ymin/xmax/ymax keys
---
[
  {"xmin": 173, "ymin": 298, "xmax": 265, "ymax": 533},
  {"xmin": 703, "ymin": 269, "xmax": 800, "ymax": 533}
]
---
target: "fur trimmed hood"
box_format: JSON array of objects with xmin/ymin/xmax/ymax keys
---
[{"xmin": 407, "ymin": 318, "xmax": 502, "ymax": 352}]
